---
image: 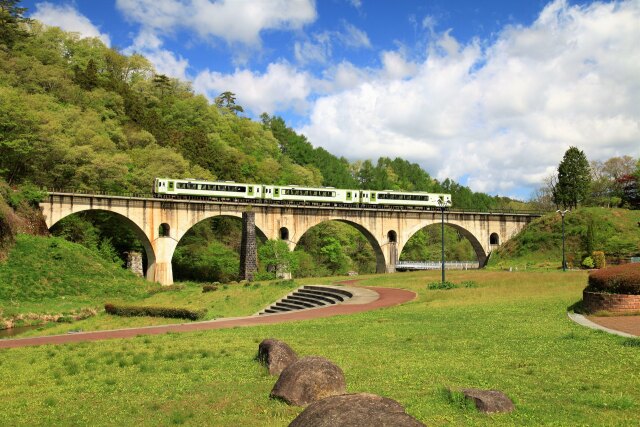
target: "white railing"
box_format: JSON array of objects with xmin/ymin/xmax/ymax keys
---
[{"xmin": 396, "ymin": 261, "xmax": 479, "ymax": 270}]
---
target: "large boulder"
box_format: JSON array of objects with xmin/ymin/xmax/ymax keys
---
[
  {"xmin": 289, "ymin": 393, "xmax": 426, "ymax": 427},
  {"xmin": 461, "ymin": 388, "xmax": 515, "ymax": 413},
  {"xmin": 270, "ymin": 356, "xmax": 346, "ymax": 406},
  {"xmin": 257, "ymin": 338, "xmax": 298, "ymax": 376}
]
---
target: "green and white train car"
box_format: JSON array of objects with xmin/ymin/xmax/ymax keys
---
[
  {"xmin": 264, "ymin": 185, "xmax": 359, "ymax": 205},
  {"xmin": 154, "ymin": 178, "xmax": 452, "ymax": 209},
  {"xmin": 363, "ymin": 190, "xmax": 451, "ymax": 207},
  {"xmin": 154, "ymin": 178, "xmax": 262, "ymax": 200}
]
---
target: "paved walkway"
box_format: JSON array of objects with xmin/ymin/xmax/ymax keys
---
[
  {"xmin": 568, "ymin": 312, "xmax": 640, "ymax": 338},
  {"xmin": 0, "ymin": 286, "xmax": 416, "ymax": 349},
  {"xmin": 586, "ymin": 315, "xmax": 640, "ymax": 337}
]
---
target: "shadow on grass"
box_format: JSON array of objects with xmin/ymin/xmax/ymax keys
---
[{"xmin": 567, "ymin": 299, "xmax": 585, "ymax": 314}]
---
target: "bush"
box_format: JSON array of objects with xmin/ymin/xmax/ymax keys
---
[
  {"xmin": 587, "ymin": 264, "xmax": 640, "ymax": 295},
  {"xmin": 202, "ymin": 284, "xmax": 218, "ymax": 293},
  {"xmin": 592, "ymin": 251, "xmax": 606, "ymax": 269},
  {"xmin": 104, "ymin": 303, "xmax": 206, "ymax": 320},
  {"xmin": 582, "ymin": 257, "xmax": 594, "ymax": 269},
  {"xmin": 428, "ymin": 281, "xmax": 457, "ymax": 290}
]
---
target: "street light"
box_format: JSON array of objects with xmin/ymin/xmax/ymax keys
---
[
  {"xmin": 438, "ymin": 197, "xmax": 452, "ymax": 283},
  {"xmin": 556, "ymin": 209, "xmax": 569, "ymax": 271}
]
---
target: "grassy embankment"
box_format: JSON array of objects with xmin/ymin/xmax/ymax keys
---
[
  {"xmin": 0, "ymin": 234, "xmax": 310, "ymax": 332},
  {"xmin": 488, "ymin": 207, "xmax": 640, "ymax": 270},
  {"xmin": 1, "ymin": 269, "xmax": 639, "ymax": 426}
]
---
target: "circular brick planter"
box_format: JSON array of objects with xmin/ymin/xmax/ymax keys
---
[{"xmin": 583, "ymin": 290, "xmax": 640, "ymax": 314}]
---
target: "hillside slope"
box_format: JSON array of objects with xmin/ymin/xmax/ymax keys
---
[
  {"xmin": 0, "ymin": 234, "xmax": 152, "ymax": 321},
  {"xmin": 488, "ymin": 208, "xmax": 640, "ymax": 269}
]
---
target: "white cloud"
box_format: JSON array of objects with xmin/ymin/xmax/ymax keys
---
[
  {"xmin": 293, "ymin": 22, "xmax": 370, "ymax": 66},
  {"xmin": 124, "ymin": 30, "xmax": 190, "ymax": 80},
  {"xmin": 116, "ymin": 0, "xmax": 316, "ymax": 45},
  {"xmin": 31, "ymin": 2, "xmax": 111, "ymax": 46},
  {"xmin": 337, "ymin": 22, "xmax": 371, "ymax": 48},
  {"xmin": 298, "ymin": 0, "xmax": 640, "ymax": 198},
  {"xmin": 193, "ymin": 62, "xmax": 313, "ymax": 115}
]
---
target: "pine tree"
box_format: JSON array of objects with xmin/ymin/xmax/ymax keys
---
[
  {"xmin": 0, "ymin": 0, "xmax": 31, "ymax": 51},
  {"xmin": 553, "ymin": 146, "xmax": 591, "ymax": 209}
]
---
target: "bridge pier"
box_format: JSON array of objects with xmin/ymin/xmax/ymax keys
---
[
  {"xmin": 239, "ymin": 212, "xmax": 258, "ymax": 281},
  {"xmin": 385, "ymin": 242, "xmax": 398, "ymax": 273},
  {"xmin": 150, "ymin": 236, "xmax": 178, "ymax": 285}
]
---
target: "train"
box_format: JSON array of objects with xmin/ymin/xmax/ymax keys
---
[{"xmin": 154, "ymin": 178, "xmax": 452, "ymax": 209}]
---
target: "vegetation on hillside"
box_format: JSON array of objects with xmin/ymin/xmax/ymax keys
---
[{"xmin": 489, "ymin": 207, "xmax": 640, "ymax": 269}]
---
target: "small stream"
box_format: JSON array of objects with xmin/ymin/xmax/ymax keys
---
[{"xmin": 0, "ymin": 325, "xmax": 41, "ymax": 339}]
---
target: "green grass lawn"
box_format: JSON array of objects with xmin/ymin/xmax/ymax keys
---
[{"xmin": 1, "ymin": 270, "xmax": 639, "ymax": 426}]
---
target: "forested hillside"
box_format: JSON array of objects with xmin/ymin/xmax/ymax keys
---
[{"xmin": 0, "ymin": 7, "xmax": 522, "ymax": 281}]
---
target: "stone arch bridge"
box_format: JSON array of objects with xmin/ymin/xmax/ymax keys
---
[{"xmin": 41, "ymin": 192, "xmax": 541, "ymax": 285}]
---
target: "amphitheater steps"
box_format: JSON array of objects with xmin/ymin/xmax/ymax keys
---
[{"xmin": 257, "ymin": 285, "xmax": 354, "ymax": 316}]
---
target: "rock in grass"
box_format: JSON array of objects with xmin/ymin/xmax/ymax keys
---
[
  {"xmin": 257, "ymin": 339, "xmax": 298, "ymax": 376},
  {"xmin": 461, "ymin": 388, "xmax": 515, "ymax": 413},
  {"xmin": 288, "ymin": 393, "xmax": 426, "ymax": 427},
  {"xmin": 270, "ymin": 356, "xmax": 346, "ymax": 406}
]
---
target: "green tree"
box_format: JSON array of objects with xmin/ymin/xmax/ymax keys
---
[
  {"xmin": 0, "ymin": 0, "xmax": 30, "ymax": 51},
  {"xmin": 553, "ymin": 147, "xmax": 591, "ymax": 209},
  {"xmin": 215, "ymin": 91, "xmax": 244, "ymax": 115},
  {"xmin": 258, "ymin": 239, "xmax": 297, "ymax": 278}
]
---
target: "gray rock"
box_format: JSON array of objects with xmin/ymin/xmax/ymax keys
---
[
  {"xmin": 461, "ymin": 388, "xmax": 515, "ymax": 413},
  {"xmin": 270, "ymin": 356, "xmax": 346, "ymax": 406},
  {"xmin": 257, "ymin": 339, "xmax": 298, "ymax": 376},
  {"xmin": 289, "ymin": 393, "xmax": 426, "ymax": 427}
]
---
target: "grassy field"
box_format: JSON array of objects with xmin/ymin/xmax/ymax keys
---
[{"xmin": 1, "ymin": 270, "xmax": 639, "ymax": 426}]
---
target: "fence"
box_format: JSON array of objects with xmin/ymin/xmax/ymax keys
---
[{"xmin": 396, "ymin": 261, "xmax": 479, "ymax": 270}]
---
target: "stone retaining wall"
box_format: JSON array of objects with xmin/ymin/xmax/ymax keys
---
[{"xmin": 583, "ymin": 290, "xmax": 640, "ymax": 314}]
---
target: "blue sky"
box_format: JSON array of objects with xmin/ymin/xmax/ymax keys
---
[{"xmin": 23, "ymin": 1, "xmax": 640, "ymax": 199}]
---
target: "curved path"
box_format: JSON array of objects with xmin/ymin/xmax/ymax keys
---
[{"xmin": 0, "ymin": 286, "xmax": 416, "ymax": 349}]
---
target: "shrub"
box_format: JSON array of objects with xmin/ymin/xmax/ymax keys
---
[
  {"xmin": 202, "ymin": 284, "xmax": 218, "ymax": 293},
  {"xmin": 592, "ymin": 251, "xmax": 606, "ymax": 269},
  {"xmin": 582, "ymin": 257, "xmax": 594, "ymax": 269},
  {"xmin": 104, "ymin": 303, "xmax": 206, "ymax": 320},
  {"xmin": 428, "ymin": 281, "xmax": 457, "ymax": 290},
  {"xmin": 460, "ymin": 280, "xmax": 478, "ymax": 288},
  {"xmin": 587, "ymin": 263, "xmax": 640, "ymax": 295}
]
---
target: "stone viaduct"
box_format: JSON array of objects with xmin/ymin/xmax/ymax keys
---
[{"xmin": 40, "ymin": 192, "xmax": 541, "ymax": 285}]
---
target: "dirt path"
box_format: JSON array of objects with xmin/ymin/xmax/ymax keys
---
[{"xmin": 0, "ymin": 286, "xmax": 416, "ymax": 349}]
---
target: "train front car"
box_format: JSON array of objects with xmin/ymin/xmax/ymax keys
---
[
  {"xmin": 153, "ymin": 178, "xmax": 262, "ymax": 201},
  {"xmin": 363, "ymin": 190, "xmax": 450, "ymax": 209},
  {"xmin": 264, "ymin": 185, "xmax": 360, "ymax": 206}
]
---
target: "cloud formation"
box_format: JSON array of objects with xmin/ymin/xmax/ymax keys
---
[
  {"xmin": 194, "ymin": 62, "xmax": 313, "ymax": 115},
  {"xmin": 298, "ymin": 0, "xmax": 640, "ymax": 197},
  {"xmin": 116, "ymin": 0, "xmax": 316, "ymax": 45},
  {"xmin": 31, "ymin": 2, "xmax": 111, "ymax": 46}
]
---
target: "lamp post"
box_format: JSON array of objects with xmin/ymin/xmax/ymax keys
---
[
  {"xmin": 438, "ymin": 198, "xmax": 451, "ymax": 283},
  {"xmin": 556, "ymin": 209, "xmax": 569, "ymax": 271}
]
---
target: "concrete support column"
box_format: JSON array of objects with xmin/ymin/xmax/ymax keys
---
[
  {"xmin": 151, "ymin": 237, "xmax": 178, "ymax": 285},
  {"xmin": 385, "ymin": 242, "xmax": 398, "ymax": 273},
  {"xmin": 240, "ymin": 211, "xmax": 257, "ymax": 281}
]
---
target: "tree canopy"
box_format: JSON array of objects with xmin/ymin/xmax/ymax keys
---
[{"xmin": 553, "ymin": 146, "xmax": 591, "ymax": 209}]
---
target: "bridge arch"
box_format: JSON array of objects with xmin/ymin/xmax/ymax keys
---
[
  {"xmin": 48, "ymin": 209, "xmax": 157, "ymax": 281},
  {"xmin": 400, "ymin": 220, "xmax": 488, "ymax": 266},
  {"xmin": 291, "ymin": 218, "xmax": 387, "ymax": 274}
]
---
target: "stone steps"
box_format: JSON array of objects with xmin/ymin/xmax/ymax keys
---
[{"xmin": 257, "ymin": 285, "xmax": 354, "ymax": 316}]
